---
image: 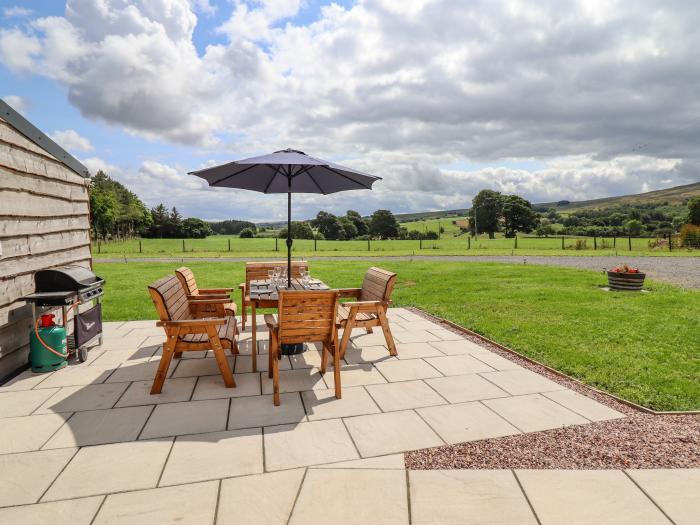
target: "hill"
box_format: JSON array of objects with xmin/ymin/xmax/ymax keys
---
[{"xmin": 535, "ymin": 181, "xmax": 700, "ymax": 213}]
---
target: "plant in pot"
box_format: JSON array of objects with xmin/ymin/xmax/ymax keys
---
[{"xmin": 607, "ymin": 264, "xmax": 646, "ymax": 291}]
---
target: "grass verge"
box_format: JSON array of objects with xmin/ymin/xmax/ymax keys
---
[{"xmin": 93, "ymin": 261, "xmax": 700, "ymax": 411}]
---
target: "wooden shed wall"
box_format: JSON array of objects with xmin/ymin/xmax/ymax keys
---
[{"xmin": 0, "ymin": 116, "xmax": 91, "ymax": 379}]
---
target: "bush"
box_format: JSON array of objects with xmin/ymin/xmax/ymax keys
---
[
  {"xmin": 679, "ymin": 224, "xmax": 700, "ymax": 248},
  {"xmin": 239, "ymin": 228, "xmax": 254, "ymax": 238},
  {"xmin": 424, "ymin": 231, "xmax": 439, "ymax": 240},
  {"xmin": 407, "ymin": 230, "xmax": 422, "ymax": 240}
]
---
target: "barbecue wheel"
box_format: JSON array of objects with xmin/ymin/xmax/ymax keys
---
[{"xmin": 77, "ymin": 346, "xmax": 88, "ymax": 363}]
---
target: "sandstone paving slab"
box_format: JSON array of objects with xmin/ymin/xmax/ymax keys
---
[
  {"xmin": 410, "ymin": 470, "xmax": 537, "ymax": 525},
  {"xmin": 543, "ymin": 389, "xmax": 625, "ymax": 422},
  {"xmin": 288, "ymin": 349, "xmax": 325, "ymax": 369},
  {"xmin": 425, "ymin": 373, "xmax": 509, "ymax": 403},
  {"xmin": 323, "ymin": 363, "xmax": 387, "ymax": 387},
  {"xmin": 192, "ymin": 372, "xmax": 261, "ymax": 400},
  {"xmin": 236, "ymin": 353, "xmax": 291, "ymax": 373},
  {"xmin": 43, "ymin": 405, "xmax": 153, "ymax": 448},
  {"xmin": 425, "ymin": 354, "xmax": 496, "ymax": 375},
  {"xmin": 365, "ymin": 380, "xmax": 446, "ymax": 412},
  {"xmin": 160, "ymin": 428, "xmax": 263, "ymax": 486},
  {"xmin": 312, "ymin": 454, "xmax": 405, "ymax": 469},
  {"xmin": 35, "ymin": 383, "xmax": 129, "ymax": 414},
  {"xmin": 94, "ymin": 480, "xmax": 218, "ymax": 525},
  {"xmin": 0, "ymin": 448, "xmax": 77, "ymax": 507},
  {"xmin": 105, "ymin": 360, "xmax": 174, "ymax": 384},
  {"xmin": 115, "ymin": 377, "xmax": 197, "ymax": 407},
  {"xmin": 393, "ymin": 330, "xmax": 441, "ymax": 344},
  {"xmin": 469, "ymin": 350, "xmax": 522, "ymax": 370},
  {"xmin": 516, "ymin": 470, "xmax": 671, "ymax": 525},
  {"xmin": 0, "ymin": 370, "xmax": 50, "ymax": 391},
  {"xmin": 0, "ymin": 495, "xmax": 103, "ymax": 524},
  {"xmin": 428, "ymin": 339, "xmax": 486, "ymax": 355},
  {"xmin": 425, "ymin": 328, "xmax": 465, "ymax": 341},
  {"xmin": 346, "ymin": 330, "xmax": 397, "ymax": 348},
  {"xmin": 627, "ymin": 469, "xmax": 700, "ymax": 525},
  {"xmin": 417, "ymin": 401, "xmax": 521, "ymax": 444},
  {"xmin": 0, "ymin": 387, "xmax": 58, "ymax": 417},
  {"xmin": 394, "ymin": 342, "xmax": 446, "ymax": 360},
  {"xmin": 218, "ymin": 469, "xmax": 305, "ymax": 525},
  {"xmin": 484, "ymin": 393, "xmax": 589, "ymax": 432},
  {"xmin": 344, "ymin": 410, "xmax": 444, "ymax": 457},
  {"xmin": 343, "ymin": 344, "xmax": 396, "ymax": 365},
  {"xmin": 171, "ymin": 355, "xmax": 235, "ymax": 378},
  {"xmin": 290, "ymin": 468, "xmax": 408, "ymax": 525},
  {"xmin": 302, "ymin": 386, "xmax": 381, "ymax": 421},
  {"xmin": 228, "ymin": 393, "xmax": 306, "ymax": 430},
  {"xmin": 480, "ymin": 368, "xmax": 564, "ymax": 395},
  {"xmin": 0, "ymin": 413, "xmax": 70, "ymax": 453},
  {"xmin": 261, "ymin": 368, "xmax": 328, "ymax": 394},
  {"xmin": 43, "ymin": 438, "xmax": 173, "ymax": 501},
  {"xmin": 89, "ymin": 346, "xmax": 157, "ymax": 367},
  {"xmin": 35, "ymin": 366, "xmax": 115, "ymax": 389},
  {"xmin": 373, "ymin": 359, "xmax": 442, "ymax": 382},
  {"xmin": 264, "ymin": 419, "xmax": 358, "ymax": 470},
  {"xmin": 393, "ymin": 320, "xmax": 444, "ymax": 331},
  {"xmin": 140, "ymin": 398, "xmax": 229, "ymax": 439}
]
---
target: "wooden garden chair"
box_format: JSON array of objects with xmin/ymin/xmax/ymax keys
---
[
  {"xmin": 264, "ymin": 290, "xmax": 340, "ymax": 406},
  {"xmin": 337, "ymin": 267, "xmax": 397, "ymax": 359},
  {"xmin": 148, "ymin": 275, "xmax": 238, "ymax": 395},
  {"xmin": 175, "ymin": 266, "xmax": 237, "ymax": 320},
  {"xmin": 239, "ymin": 260, "xmax": 309, "ymax": 330}
]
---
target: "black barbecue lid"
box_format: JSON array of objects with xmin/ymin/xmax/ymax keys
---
[{"xmin": 35, "ymin": 265, "xmax": 101, "ymax": 291}]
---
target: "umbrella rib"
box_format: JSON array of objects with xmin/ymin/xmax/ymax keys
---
[
  {"xmin": 209, "ymin": 163, "xmax": 259, "ymax": 186},
  {"xmin": 263, "ymin": 164, "xmax": 285, "ymax": 193},
  {"xmin": 307, "ymin": 170, "xmax": 327, "ymax": 194},
  {"xmin": 318, "ymin": 165, "xmax": 376, "ymax": 189}
]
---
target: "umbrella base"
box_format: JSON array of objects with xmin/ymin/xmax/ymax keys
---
[{"xmin": 280, "ymin": 343, "xmax": 306, "ymax": 355}]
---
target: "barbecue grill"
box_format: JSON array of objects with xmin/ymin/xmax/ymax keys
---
[{"xmin": 23, "ymin": 266, "xmax": 105, "ymax": 362}]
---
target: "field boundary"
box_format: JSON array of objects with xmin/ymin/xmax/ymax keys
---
[{"xmin": 411, "ymin": 306, "xmax": 700, "ymax": 416}]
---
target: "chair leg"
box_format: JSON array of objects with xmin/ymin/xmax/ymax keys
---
[
  {"xmin": 271, "ymin": 339, "xmax": 280, "ymax": 406},
  {"xmin": 332, "ymin": 336, "xmax": 341, "ymax": 399},
  {"xmin": 339, "ymin": 318, "xmax": 355, "ymax": 360},
  {"xmin": 378, "ymin": 308, "xmax": 397, "ymax": 356},
  {"xmin": 366, "ymin": 327, "xmax": 373, "ymax": 334},
  {"xmin": 320, "ymin": 341, "xmax": 329, "ymax": 373},
  {"xmin": 174, "ymin": 351, "xmax": 183, "ymax": 359},
  {"xmin": 241, "ymin": 289, "xmax": 247, "ymax": 330},
  {"xmin": 151, "ymin": 331, "xmax": 176, "ymax": 394},
  {"xmin": 207, "ymin": 327, "xmax": 235, "ymax": 388},
  {"xmin": 268, "ymin": 329, "xmax": 276, "ymax": 379}
]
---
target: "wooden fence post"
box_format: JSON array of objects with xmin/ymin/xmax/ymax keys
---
[
  {"xmin": 182, "ymin": 239, "xmax": 186, "ymax": 252},
  {"xmin": 420, "ymin": 238, "xmax": 422, "ymax": 250},
  {"xmin": 98, "ymin": 240, "xmax": 101, "ymax": 254},
  {"xmin": 139, "ymin": 240, "xmax": 142, "ymax": 253},
  {"xmin": 367, "ymin": 238, "xmax": 371, "ymax": 251},
  {"xmin": 228, "ymin": 239, "xmax": 231, "ymax": 252},
  {"xmin": 514, "ymin": 235, "xmax": 518, "ymax": 249},
  {"xmin": 467, "ymin": 236, "xmax": 470, "ymax": 249},
  {"xmin": 628, "ymin": 236, "xmax": 632, "ymax": 251},
  {"xmin": 275, "ymin": 238, "xmax": 278, "ymax": 251},
  {"xmin": 593, "ymin": 237, "xmax": 597, "ymax": 250},
  {"xmin": 668, "ymin": 233, "xmax": 672, "ymax": 252},
  {"xmin": 561, "ymin": 236, "xmax": 565, "ymax": 249},
  {"xmin": 613, "ymin": 236, "xmax": 616, "ymax": 248},
  {"xmin": 314, "ymin": 238, "xmax": 317, "ymax": 251}
]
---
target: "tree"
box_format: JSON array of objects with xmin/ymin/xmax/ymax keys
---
[
  {"xmin": 502, "ymin": 195, "xmax": 538, "ymax": 237},
  {"xmin": 239, "ymin": 228, "xmax": 255, "ymax": 238},
  {"xmin": 89, "ymin": 186, "xmax": 119, "ymax": 240},
  {"xmin": 182, "ymin": 218, "xmax": 213, "ymax": 238},
  {"xmin": 278, "ymin": 221, "xmax": 315, "ymax": 239},
  {"xmin": 369, "ymin": 209, "xmax": 400, "ymax": 239},
  {"xmin": 89, "ymin": 170, "xmax": 150, "ymax": 239},
  {"xmin": 687, "ymin": 197, "xmax": 700, "ymax": 225},
  {"xmin": 338, "ymin": 217, "xmax": 358, "ymax": 239},
  {"xmin": 469, "ymin": 189, "xmax": 503, "ymax": 238},
  {"xmin": 407, "ymin": 230, "xmax": 422, "ymax": 240},
  {"xmin": 312, "ymin": 211, "xmax": 345, "ymax": 240},
  {"xmin": 346, "ymin": 210, "xmax": 369, "ymax": 236},
  {"xmin": 536, "ymin": 219, "xmax": 555, "ymax": 237},
  {"xmin": 147, "ymin": 204, "xmax": 170, "ymax": 238},
  {"xmin": 625, "ymin": 219, "xmax": 643, "ymax": 236}
]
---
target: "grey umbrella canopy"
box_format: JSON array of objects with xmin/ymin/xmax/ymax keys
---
[{"xmin": 189, "ymin": 149, "xmax": 381, "ymax": 286}]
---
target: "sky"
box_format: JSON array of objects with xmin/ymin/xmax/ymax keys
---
[{"xmin": 1, "ymin": 0, "xmax": 698, "ymax": 222}]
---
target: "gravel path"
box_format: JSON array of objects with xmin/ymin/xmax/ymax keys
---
[
  {"xmin": 404, "ymin": 308, "xmax": 700, "ymax": 470},
  {"xmin": 96, "ymin": 255, "xmax": 700, "ymax": 288}
]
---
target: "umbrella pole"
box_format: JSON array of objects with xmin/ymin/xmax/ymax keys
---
[{"xmin": 286, "ymin": 174, "xmax": 292, "ymax": 288}]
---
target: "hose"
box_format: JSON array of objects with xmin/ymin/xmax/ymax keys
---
[{"xmin": 34, "ymin": 303, "xmax": 78, "ymax": 358}]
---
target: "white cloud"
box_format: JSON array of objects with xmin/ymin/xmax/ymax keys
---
[
  {"xmin": 3, "ymin": 6, "xmax": 33, "ymax": 18},
  {"xmin": 50, "ymin": 129, "xmax": 94, "ymax": 152},
  {"xmin": 191, "ymin": 0, "xmax": 216, "ymax": 16},
  {"xmin": 2, "ymin": 94, "xmax": 29, "ymax": 113},
  {"xmin": 2, "ymin": 0, "xmax": 699, "ymax": 219}
]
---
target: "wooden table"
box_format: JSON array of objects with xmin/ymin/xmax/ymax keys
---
[{"xmin": 248, "ymin": 278, "xmax": 330, "ymax": 372}]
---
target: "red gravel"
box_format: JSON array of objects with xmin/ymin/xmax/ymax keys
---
[{"xmin": 404, "ymin": 307, "xmax": 700, "ymax": 470}]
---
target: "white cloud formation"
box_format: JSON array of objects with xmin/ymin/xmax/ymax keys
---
[
  {"xmin": 2, "ymin": 94, "xmax": 29, "ymax": 113},
  {"xmin": 50, "ymin": 129, "xmax": 94, "ymax": 152},
  {"xmin": 2, "ymin": 0, "xmax": 699, "ymax": 219},
  {"xmin": 3, "ymin": 6, "xmax": 33, "ymax": 18}
]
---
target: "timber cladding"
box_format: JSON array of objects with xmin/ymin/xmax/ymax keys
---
[{"xmin": 0, "ymin": 116, "xmax": 92, "ymax": 380}]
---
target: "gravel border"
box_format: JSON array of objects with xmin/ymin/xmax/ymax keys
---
[{"xmin": 403, "ymin": 307, "xmax": 700, "ymax": 470}]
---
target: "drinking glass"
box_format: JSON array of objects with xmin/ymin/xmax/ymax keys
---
[{"xmin": 267, "ymin": 270, "xmax": 274, "ymax": 284}]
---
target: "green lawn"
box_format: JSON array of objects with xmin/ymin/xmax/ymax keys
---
[
  {"xmin": 93, "ymin": 234, "xmax": 697, "ymax": 258},
  {"xmin": 93, "ymin": 261, "xmax": 700, "ymax": 411}
]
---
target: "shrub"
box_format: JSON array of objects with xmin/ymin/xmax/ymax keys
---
[
  {"xmin": 679, "ymin": 224, "xmax": 700, "ymax": 248},
  {"xmin": 239, "ymin": 228, "xmax": 254, "ymax": 238}
]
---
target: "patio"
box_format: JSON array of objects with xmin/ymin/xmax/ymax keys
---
[{"xmin": 0, "ymin": 308, "xmax": 696, "ymax": 524}]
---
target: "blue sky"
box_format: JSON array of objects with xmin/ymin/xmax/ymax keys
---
[{"xmin": 1, "ymin": 1, "xmax": 697, "ymax": 221}]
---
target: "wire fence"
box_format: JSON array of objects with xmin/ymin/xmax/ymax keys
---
[{"xmin": 92, "ymin": 233, "xmax": 699, "ymax": 256}]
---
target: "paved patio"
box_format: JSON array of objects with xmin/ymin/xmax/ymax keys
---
[{"xmin": 0, "ymin": 308, "xmax": 697, "ymax": 523}]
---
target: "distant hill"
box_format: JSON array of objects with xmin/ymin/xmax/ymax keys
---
[{"xmin": 535, "ymin": 181, "xmax": 700, "ymax": 212}]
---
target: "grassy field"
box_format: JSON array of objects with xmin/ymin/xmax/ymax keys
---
[
  {"xmin": 93, "ymin": 234, "xmax": 697, "ymax": 258},
  {"xmin": 94, "ymin": 261, "xmax": 699, "ymax": 411}
]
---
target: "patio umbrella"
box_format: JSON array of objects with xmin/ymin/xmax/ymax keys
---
[{"xmin": 189, "ymin": 149, "xmax": 381, "ymax": 287}]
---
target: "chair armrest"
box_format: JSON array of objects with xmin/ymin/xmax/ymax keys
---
[
  {"xmin": 263, "ymin": 313, "xmax": 278, "ymax": 329},
  {"xmin": 344, "ymin": 300, "xmax": 387, "ymax": 312},
  {"xmin": 188, "ymin": 298, "xmax": 232, "ymax": 305},
  {"xmin": 187, "ymin": 294, "xmax": 228, "ymax": 300},
  {"xmin": 157, "ymin": 319, "xmax": 226, "ymax": 327},
  {"xmin": 239, "ymin": 283, "xmax": 246, "ymax": 290},
  {"xmin": 199, "ymin": 287, "xmax": 234, "ymax": 294},
  {"xmin": 337, "ymin": 288, "xmax": 362, "ymax": 298}
]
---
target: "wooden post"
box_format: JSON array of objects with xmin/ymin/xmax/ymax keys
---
[
  {"xmin": 628, "ymin": 236, "xmax": 632, "ymax": 251},
  {"xmin": 98, "ymin": 240, "xmax": 101, "ymax": 254},
  {"xmin": 367, "ymin": 238, "xmax": 371, "ymax": 251},
  {"xmin": 139, "ymin": 240, "xmax": 142, "ymax": 253},
  {"xmin": 561, "ymin": 236, "xmax": 565, "ymax": 249},
  {"xmin": 275, "ymin": 238, "xmax": 278, "ymax": 251},
  {"xmin": 314, "ymin": 238, "xmax": 317, "ymax": 251},
  {"xmin": 468, "ymin": 236, "xmax": 470, "ymax": 249},
  {"xmin": 228, "ymin": 238, "xmax": 231, "ymax": 252},
  {"xmin": 668, "ymin": 233, "xmax": 672, "ymax": 252},
  {"xmin": 514, "ymin": 235, "xmax": 518, "ymax": 249},
  {"xmin": 613, "ymin": 236, "xmax": 617, "ymax": 248},
  {"xmin": 420, "ymin": 238, "xmax": 423, "ymax": 250},
  {"xmin": 182, "ymin": 239, "xmax": 185, "ymax": 252},
  {"xmin": 593, "ymin": 237, "xmax": 597, "ymax": 250}
]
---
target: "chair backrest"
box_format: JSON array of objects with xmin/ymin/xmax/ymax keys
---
[
  {"xmin": 359, "ymin": 267, "xmax": 397, "ymax": 303},
  {"xmin": 245, "ymin": 261, "xmax": 309, "ymax": 289},
  {"xmin": 148, "ymin": 275, "xmax": 193, "ymax": 322},
  {"xmin": 278, "ymin": 290, "xmax": 339, "ymax": 344},
  {"xmin": 175, "ymin": 267, "xmax": 198, "ymax": 296}
]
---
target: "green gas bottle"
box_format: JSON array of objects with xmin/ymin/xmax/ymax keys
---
[{"xmin": 29, "ymin": 314, "xmax": 67, "ymax": 373}]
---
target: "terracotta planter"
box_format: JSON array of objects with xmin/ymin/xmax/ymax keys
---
[{"xmin": 607, "ymin": 271, "xmax": 646, "ymax": 291}]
